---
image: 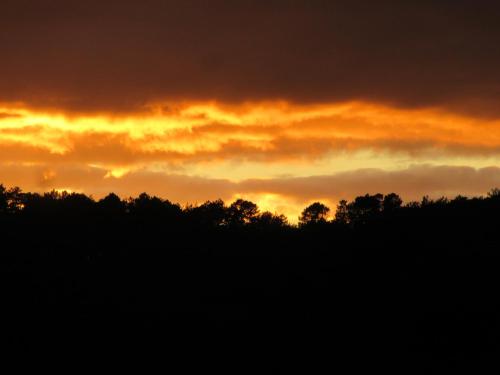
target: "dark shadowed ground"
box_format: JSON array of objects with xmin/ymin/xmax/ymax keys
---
[{"xmin": 1, "ymin": 187, "xmax": 500, "ymax": 371}]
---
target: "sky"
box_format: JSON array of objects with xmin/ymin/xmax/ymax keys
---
[{"xmin": 2, "ymin": 1, "xmax": 500, "ymax": 221}]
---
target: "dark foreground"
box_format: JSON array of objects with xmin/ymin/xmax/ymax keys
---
[{"xmin": 2, "ymin": 188, "xmax": 500, "ymax": 370}]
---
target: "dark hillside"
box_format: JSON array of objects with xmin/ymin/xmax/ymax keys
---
[{"xmin": 2, "ymin": 186, "xmax": 500, "ymax": 370}]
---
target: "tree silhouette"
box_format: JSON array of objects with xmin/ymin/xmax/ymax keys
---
[
  {"xmin": 253, "ymin": 211, "xmax": 289, "ymax": 229},
  {"xmin": 98, "ymin": 193, "xmax": 127, "ymax": 216},
  {"xmin": 59, "ymin": 192, "xmax": 95, "ymax": 215},
  {"xmin": 128, "ymin": 192, "xmax": 182, "ymax": 220},
  {"xmin": 0, "ymin": 184, "xmax": 7, "ymax": 214},
  {"xmin": 488, "ymin": 188, "xmax": 500, "ymax": 199},
  {"xmin": 346, "ymin": 193, "xmax": 383, "ymax": 224},
  {"xmin": 335, "ymin": 199, "xmax": 349, "ymax": 224},
  {"xmin": 187, "ymin": 199, "xmax": 227, "ymax": 227},
  {"xmin": 228, "ymin": 199, "xmax": 259, "ymax": 225},
  {"xmin": 382, "ymin": 193, "xmax": 403, "ymax": 213},
  {"xmin": 299, "ymin": 202, "xmax": 330, "ymax": 225}
]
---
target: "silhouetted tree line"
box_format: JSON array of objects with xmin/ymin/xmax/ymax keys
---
[
  {"xmin": 4, "ymin": 184, "xmax": 500, "ymax": 230},
  {"xmin": 0, "ymin": 185, "xmax": 289, "ymax": 228},
  {"xmin": 3, "ymin": 183, "xmax": 500, "ymax": 370}
]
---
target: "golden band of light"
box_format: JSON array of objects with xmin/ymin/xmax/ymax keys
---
[{"xmin": 1, "ymin": 100, "xmax": 500, "ymax": 221}]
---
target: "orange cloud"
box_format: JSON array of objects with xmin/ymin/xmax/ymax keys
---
[
  {"xmin": 1, "ymin": 100, "xmax": 500, "ymax": 222},
  {"xmin": 1, "ymin": 163, "xmax": 499, "ymax": 223},
  {"xmin": 2, "ymin": 101, "xmax": 500, "ymax": 170}
]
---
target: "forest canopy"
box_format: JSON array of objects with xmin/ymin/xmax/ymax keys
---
[{"xmin": 2, "ymin": 183, "xmax": 500, "ymax": 228}]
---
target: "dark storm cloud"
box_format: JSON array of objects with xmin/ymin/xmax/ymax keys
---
[{"xmin": 1, "ymin": 1, "xmax": 500, "ymax": 114}]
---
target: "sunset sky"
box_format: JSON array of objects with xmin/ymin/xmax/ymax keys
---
[{"xmin": 2, "ymin": 1, "xmax": 500, "ymax": 220}]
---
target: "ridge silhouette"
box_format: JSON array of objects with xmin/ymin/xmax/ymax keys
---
[{"xmin": 1, "ymin": 184, "xmax": 500, "ymax": 370}]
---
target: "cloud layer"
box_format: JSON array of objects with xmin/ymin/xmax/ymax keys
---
[
  {"xmin": 1, "ymin": 163, "xmax": 499, "ymax": 221},
  {"xmin": 1, "ymin": 102, "xmax": 500, "ymax": 172},
  {"xmin": 1, "ymin": 1, "xmax": 500, "ymax": 114}
]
